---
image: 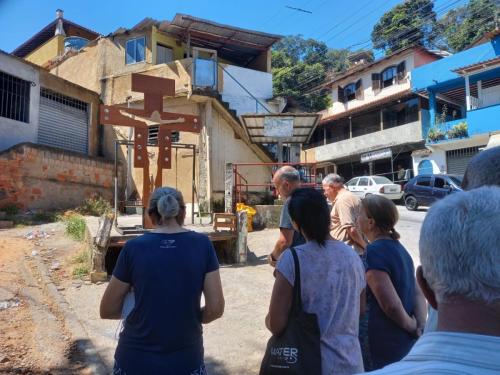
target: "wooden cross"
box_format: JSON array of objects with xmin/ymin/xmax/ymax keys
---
[{"xmin": 100, "ymin": 73, "xmax": 201, "ymax": 227}]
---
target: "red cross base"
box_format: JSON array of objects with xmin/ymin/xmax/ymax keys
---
[{"xmin": 100, "ymin": 73, "xmax": 201, "ymax": 228}]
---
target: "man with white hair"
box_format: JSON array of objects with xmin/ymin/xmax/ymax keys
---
[
  {"xmin": 322, "ymin": 173, "xmax": 366, "ymax": 253},
  {"xmin": 268, "ymin": 166, "xmax": 305, "ymax": 267},
  {"xmin": 365, "ymin": 187, "xmax": 500, "ymax": 374}
]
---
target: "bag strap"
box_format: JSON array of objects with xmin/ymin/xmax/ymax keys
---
[{"xmin": 290, "ymin": 247, "xmax": 303, "ymax": 311}]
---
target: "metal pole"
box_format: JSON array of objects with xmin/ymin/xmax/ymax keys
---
[
  {"xmin": 126, "ymin": 96, "xmax": 132, "ymax": 200},
  {"xmin": 191, "ymin": 145, "xmax": 195, "ymax": 225}
]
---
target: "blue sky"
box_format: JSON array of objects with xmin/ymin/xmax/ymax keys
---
[{"xmin": 0, "ymin": 0, "xmax": 467, "ymax": 55}]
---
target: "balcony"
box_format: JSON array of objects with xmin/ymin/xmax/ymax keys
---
[
  {"xmin": 425, "ymin": 104, "xmax": 500, "ymax": 145},
  {"xmin": 314, "ymin": 121, "xmax": 423, "ymax": 162}
]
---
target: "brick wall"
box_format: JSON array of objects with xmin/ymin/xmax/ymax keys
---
[{"xmin": 0, "ymin": 143, "xmax": 122, "ymax": 210}]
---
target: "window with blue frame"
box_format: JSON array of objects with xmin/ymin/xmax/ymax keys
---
[{"xmin": 125, "ymin": 37, "xmax": 145, "ymax": 65}]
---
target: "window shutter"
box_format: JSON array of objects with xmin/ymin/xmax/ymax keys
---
[
  {"xmin": 355, "ymin": 79, "xmax": 363, "ymax": 99},
  {"xmin": 397, "ymin": 61, "xmax": 406, "ymax": 82},
  {"xmin": 338, "ymin": 86, "xmax": 345, "ymax": 103},
  {"xmin": 372, "ymin": 73, "xmax": 381, "ymax": 91}
]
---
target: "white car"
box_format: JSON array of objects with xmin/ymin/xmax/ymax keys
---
[{"xmin": 345, "ymin": 176, "xmax": 403, "ymax": 200}]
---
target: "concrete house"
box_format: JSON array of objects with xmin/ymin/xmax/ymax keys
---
[
  {"xmin": 410, "ymin": 30, "xmax": 500, "ymax": 175},
  {"xmin": 0, "ymin": 50, "xmax": 118, "ymax": 210},
  {"xmin": 43, "ymin": 13, "xmax": 283, "ymax": 210},
  {"xmin": 302, "ymin": 47, "xmax": 447, "ymax": 181}
]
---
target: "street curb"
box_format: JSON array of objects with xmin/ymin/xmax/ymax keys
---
[{"xmin": 31, "ymin": 255, "xmax": 109, "ymax": 374}]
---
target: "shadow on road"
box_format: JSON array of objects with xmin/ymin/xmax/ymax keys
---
[{"xmin": 205, "ymin": 356, "xmax": 231, "ymax": 375}]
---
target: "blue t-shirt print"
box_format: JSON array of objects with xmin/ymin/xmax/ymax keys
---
[{"xmin": 112, "ymin": 231, "xmax": 219, "ymax": 375}]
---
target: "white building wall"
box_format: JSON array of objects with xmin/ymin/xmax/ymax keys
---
[
  {"xmin": 0, "ymin": 53, "xmax": 40, "ymax": 151},
  {"xmin": 220, "ymin": 64, "xmax": 273, "ymax": 115},
  {"xmin": 320, "ymin": 54, "xmax": 415, "ymax": 119},
  {"xmin": 481, "ymin": 84, "xmax": 500, "ymax": 107}
]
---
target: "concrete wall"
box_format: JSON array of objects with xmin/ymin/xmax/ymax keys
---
[
  {"xmin": 25, "ymin": 35, "xmax": 64, "ymax": 66},
  {"xmin": 481, "ymin": 84, "xmax": 500, "ymax": 107},
  {"xmin": 315, "ymin": 121, "xmax": 422, "ymax": 162},
  {"xmin": 221, "ymin": 64, "xmax": 273, "ymax": 115},
  {"xmin": 412, "ymin": 149, "xmax": 446, "ymax": 175},
  {"xmin": 0, "ymin": 143, "xmax": 120, "ymax": 210},
  {"xmin": 468, "ymin": 104, "xmax": 500, "ymax": 136},
  {"xmin": 0, "ymin": 53, "xmax": 40, "ymax": 151},
  {"xmin": 209, "ymin": 103, "xmax": 272, "ymax": 195},
  {"xmin": 152, "ymin": 27, "xmax": 186, "ymax": 62}
]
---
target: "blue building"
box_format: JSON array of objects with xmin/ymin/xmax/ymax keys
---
[{"xmin": 410, "ymin": 30, "xmax": 500, "ymax": 175}]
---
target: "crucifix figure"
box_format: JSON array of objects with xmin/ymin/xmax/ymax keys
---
[{"xmin": 100, "ymin": 73, "xmax": 201, "ymax": 228}]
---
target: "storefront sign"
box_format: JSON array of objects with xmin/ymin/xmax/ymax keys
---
[
  {"xmin": 361, "ymin": 148, "xmax": 392, "ymax": 163},
  {"xmin": 263, "ymin": 116, "xmax": 294, "ymax": 138}
]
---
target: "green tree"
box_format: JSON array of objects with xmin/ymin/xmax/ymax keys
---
[
  {"xmin": 437, "ymin": 0, "xmax": 500, "ymax": 52},
  {"xmin": 272, "ymin": 35, "xmax": 362, "ymax": 112},
  {"xmin": 371, "ymin": 0, "xmax": 436, "ymax": 54}
]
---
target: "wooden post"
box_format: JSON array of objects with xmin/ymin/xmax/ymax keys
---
[
  {"xmin": 90, "ymin": 214, "xmax": 114, "ymax": 283},
  {"xmin": 236, "ymin": 211, "xmax": 248, "ymax": 264}
]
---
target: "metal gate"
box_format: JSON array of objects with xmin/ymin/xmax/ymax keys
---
[
  {"xmin": 446, "ymin": 146, "xmax": 482, "ymax": 175},
  {"xmin": 38, "ymin": 88, "xmax": 88, "ymax": 154}
]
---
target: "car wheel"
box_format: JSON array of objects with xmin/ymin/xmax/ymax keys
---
[{"xmin": 405, "ymin": 195, "xmax": 418, "ymax": 211}]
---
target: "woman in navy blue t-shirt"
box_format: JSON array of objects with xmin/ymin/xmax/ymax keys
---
[
  {"xmin": 100, "ymin": 187, "xmax": 224, "ymax": 375},
  {"xmin": 357, "ymin": 195, "xmax": 426, "ymax": 371}
]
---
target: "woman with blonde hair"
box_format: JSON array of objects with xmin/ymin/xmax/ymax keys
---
[
  {"xmin": 357, "ymin": 195, "xmax": 426, "ymax": 370},
  {"xmin": 100, "ymin": 187, "xmax": 224, "ymax": 375}
]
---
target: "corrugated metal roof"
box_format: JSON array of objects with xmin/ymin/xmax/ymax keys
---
[
  {"xmin": 157, "ymin": 14, "xmax": 282, "ymax": 66},
  {"xmin": 240, "ymin": 113, "xmax": 320, "ymax": 144},
  {"xmin": 453, "ymin": 56, "xmax": 500, "ymax": 74}
]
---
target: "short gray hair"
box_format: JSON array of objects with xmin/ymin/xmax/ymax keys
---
[
  {"xmin": 275, "ymin": 166, "xmax": 300, "ymax": 183},
  {"xmin": 322, "ymin": 173, "xmax": 344, "ymax": 185},
  {"xmin": 419, "ymin": 187, "xmax": 500, "ymax": 304},
  {"xmin": 462, "ymin": 146, "xmax": 500, "ymax": 190}
]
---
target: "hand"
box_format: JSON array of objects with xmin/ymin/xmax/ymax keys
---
[
  {"xmin": 267, "ymin": 253, "xmax": 278, "ymax": 268},
  {"xmin": 406, "ymin": 315, "xmax": 418, "ymax": 336}
]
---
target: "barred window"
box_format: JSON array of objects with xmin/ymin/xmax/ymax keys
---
[{"xmin": 0, "ymin": 71, "xmax": 31, "ymax": 123}]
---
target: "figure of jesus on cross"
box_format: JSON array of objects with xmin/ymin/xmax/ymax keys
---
[{"xmin": 100, "ymin": 73, "xmax": 201, "ymax": 228}]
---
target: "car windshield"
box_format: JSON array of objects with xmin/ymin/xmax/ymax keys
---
[
  {"xmin": 371, "ymin": 176, "xmax": 392, "ymax": 185},
  {"xmin": 448, "ymin": 175, "xmax": 463, "ymax": 186}
]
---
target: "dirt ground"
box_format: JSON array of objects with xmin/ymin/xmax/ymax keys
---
[{"xmin": 0, "ymin": 224, "xmax": 92, "ymax": 375}]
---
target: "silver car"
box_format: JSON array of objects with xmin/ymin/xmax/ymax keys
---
[{"xmin": 345, "ymin": 176, "xmax": 403, "ymax": 200}]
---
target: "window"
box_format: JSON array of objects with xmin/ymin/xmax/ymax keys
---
[
  {"xmin": 344, "ymin": 83, "xmax": 356, "ymax": 101},
  {"xmin": 372, "ymin": 176, "xmax": 392, "ymax": 184},
  {"xmin": 0, "ymin": 71, "xmax": 31, "ymax": 123},
  {"xmin": 448, "ymin": 176, "xmax": 463, "ymax": 186},
  {"xmin": 434, "ymin": 177, "xmax": 446, "ymax": 189},
  {"xmin": 126, "ymin": 37, "xmax": 145, "ymax": 65},
  {"xmin": 346, "ymin": 178, "xmax": 359, "ymax": 187},
  {"xmin": 156, "ymin": 44, "xmax": 174, "ymax": 64},
  {"xmin": 358, "ymin": 177, "xmax": 369, "ymax": 186},
  {"xmin": 416, "ymin": 176, "xmax": 432, "ymax": 187},
  {"xmin": 382, "ymin": 66, "xmax": 397, "ymax": 88},
  {"xmin": 383, "ymin": 97, "xmax": 419, "ymax": 129}
]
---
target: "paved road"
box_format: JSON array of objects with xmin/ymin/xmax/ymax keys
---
[{"xmin": 394, "ymin": 205, "xmax": 428, "ymax": 266}]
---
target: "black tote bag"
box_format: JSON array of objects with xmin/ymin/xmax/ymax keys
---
[{"xmin": 260, "ymin": 247, "xmax": 322, "ymax": 375}]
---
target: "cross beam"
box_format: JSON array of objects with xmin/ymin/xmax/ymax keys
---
[{"xmin": 100, "ymin": 73, "xmax": 201, "ymax": 227}]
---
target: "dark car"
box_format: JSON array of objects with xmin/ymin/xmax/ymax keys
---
[{"xmin": 403, "ymin": 174, "xmax": 463, "ymax": 211}]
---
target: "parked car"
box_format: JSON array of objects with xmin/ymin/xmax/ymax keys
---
[
  {"xmin": 345, "ymin": 176, "xmax": 403, "ymax": 201},
  {"xmin": 403, "ymin": 174, "xmax": 463, "ymax": 211}
]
